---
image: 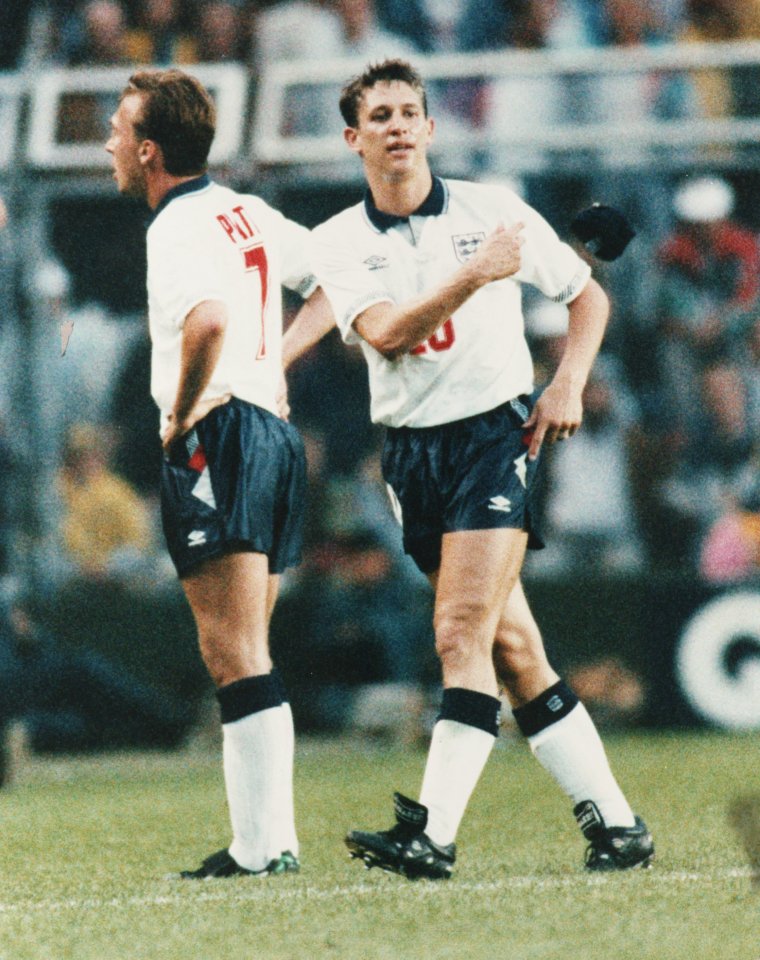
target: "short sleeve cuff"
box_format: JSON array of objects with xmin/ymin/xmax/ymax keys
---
[
  {"xmin": 549, "ymin": 262, "xmax": 592, "ymax": 304},
  {"xmin": 173, "ymin": 291, "xmax": 226, "ymax": 329},
  {"xmin": 338, "ymin": 292, "xmax": 395, "ymax": 343},
  {"xmin": 289, "ymin": 273, "xmax": 319, "ymax": 300}
]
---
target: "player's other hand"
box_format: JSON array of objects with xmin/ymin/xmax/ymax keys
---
[
  {"xmin": 522, "ymin": 379, "xmax": 583, "ymax": 461},
  {"xmin": 161, "ymin": 413, "xmax": 190, "ymax": 457},
  {"xmin": 162, "ymin": 394, "xmax": 231, "ymax": 455},
  {"xmin": 471, "ymin": 222, "xmax": 525, "ymax": 285}
]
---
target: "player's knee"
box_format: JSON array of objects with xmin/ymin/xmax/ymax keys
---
[{"xmin": 198, "ymin": 632, "xmax": 262, "ymax": 688}]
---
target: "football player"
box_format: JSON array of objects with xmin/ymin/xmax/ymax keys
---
[
  {"xmin": 284, "ymin": 59, "xmax": 654, "ymax": 879},
  {"xmin": 107, "ymin": 68, "xmax": 332, "ymax": 878}
]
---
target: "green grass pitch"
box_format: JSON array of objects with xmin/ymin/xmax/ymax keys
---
[{"xmin": 0, "ymin": 730, "xmax": 757, "ymax": 960}]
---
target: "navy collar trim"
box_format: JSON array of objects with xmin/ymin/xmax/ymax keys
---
[
  {"xmin": 150, "ymin": 173, "xmax": 211, "ymax": 224},
  {"xmin": 364, "ymin": 176, "xmax": 446, "ymax": 232}
]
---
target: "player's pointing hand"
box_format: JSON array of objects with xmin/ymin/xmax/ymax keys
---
[{"xmin": 470, "ymin": 221, "xmax": 525, "ymax": 285}]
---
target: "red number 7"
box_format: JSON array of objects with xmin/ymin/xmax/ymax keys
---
[{"xmin": 243, "ymin": 243, "xmax": 269, "ymax": 360}]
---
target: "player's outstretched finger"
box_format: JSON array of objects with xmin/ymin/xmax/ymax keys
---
[{"xmin": 528, "ymin": 425, "xmax": 545, "ymax": 461}]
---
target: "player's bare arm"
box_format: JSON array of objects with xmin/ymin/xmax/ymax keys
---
[
  {"xmin": 354, "ymin": 221, "xmax": 525, "ymax": 359},
  {"xmin": 524, "ymin": 276, "xmax": 609, "ymax": 460},
  {"xmin": 278, "ymin": 288, "xmax": 336, "ymax": 420},
  {"xmin": 281, "ymin": 286, "xmax": 336, "ymax": 371},
  {"xmin": 162, "ymin": 299, "xmax": 228, "ymax": 453}
]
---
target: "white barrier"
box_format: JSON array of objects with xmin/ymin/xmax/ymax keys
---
[
  {"xmin": 0, "ymin": 40, "xmax": 756, "ymax": 173},
  {"xmin": 25, "ymin": 63, "xmax": 248, "ymax": 170},
  {"xmin": 251, "ymin": 40, "xmax": 760, "ymax": 167},
  {"xmin": 0, "ymin": 72, "xmax": 23, "ymax": 172}
]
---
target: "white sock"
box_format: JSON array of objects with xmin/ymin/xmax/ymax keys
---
[
  {"xmin": 419, "ymin": 719, "xmax": 496, "ymax": 846},
  {"xmin": 222, "ymin": 706, "xmax": 282, "ymax": 871},
  {"xmin": 527, "ymin": 703, "xmax": 636, "ymax": 827},
  {"xmin": 273, "ymin": 702, "xmax": 299, "ymax": 857}
]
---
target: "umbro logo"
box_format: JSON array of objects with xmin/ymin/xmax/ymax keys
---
[
  {"xmin": 363, "ymin": 255, "xmax": 389, "ymax": 271},
  {"xmin": 547, "ymin": 695, "xmax": 564, "ymax": 712},
  {"xmin": 452, "ymin": 232, "xmax": 486, "ymax": 263},
  {"xmin": 188, "ymin": 530, "xmax": 207, "ymax": 547},
  {"xmin": 488, "ymin": 495, "xmax": 512, "ymax": 513},
  {"xmin": 575, "ymin": 801, "xmax": 603, "ymax": 833}
]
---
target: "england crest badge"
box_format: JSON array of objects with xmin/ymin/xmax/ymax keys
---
[{"xmin": 452, "ymin": 232, "xmax": 486, "ymax": 262}]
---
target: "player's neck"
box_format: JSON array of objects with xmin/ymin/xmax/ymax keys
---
[
  {"xmin": 368, "ymin": 168, "xmax": 433, "ymax": 219},
  {"xmin": 147, "ymin": 171, "xmax": 204, "ymax": 210}
]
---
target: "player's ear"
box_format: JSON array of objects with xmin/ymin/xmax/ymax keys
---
[
  {"xmin": 426, "ymin": 116, "xmax": 435, "ymax": 144},
  {"xmin": 138, "ymin": 138, "xmax": 159, "ymax": 168},
  {"xmin": 344, "ymin": 126, "xmax": 362, "ymax": 157}
]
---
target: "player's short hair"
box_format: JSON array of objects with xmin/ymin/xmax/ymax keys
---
[
  {"xmin": 122, "ymin": 69, "xmax": 216, "ymax": 176},
  {"xmin": 339, "ymin": 59, "xmax": 427, "ymax": 128}
]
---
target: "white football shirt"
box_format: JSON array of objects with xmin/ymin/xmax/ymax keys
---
[
  {"xmin": 312, "ymin": 177, "xmax": 591, "ymax": 427},
  {"xmin": 147, "ymin": 175, "xmax": 316, "ymax": 429}
]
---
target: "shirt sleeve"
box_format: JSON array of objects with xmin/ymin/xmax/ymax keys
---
[
  {"xmin": 258, "ymin": 201, "xmax": 319, "ymax": 300},
  {"xmin": 509, "ymin": 193, "xmax": 591, "ymax": 304},
  {"xmin": 311, "ymin": 224, "xmax": 394, "ymax": 345}
]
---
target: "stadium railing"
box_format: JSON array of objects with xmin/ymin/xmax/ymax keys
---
[
  {"xmin": 0, "ymin": 39, "xmax": 758, "ymax": 175},
  {"xmin": 251, "ymin": 40, "xmax": 760, "ymax": 172}
]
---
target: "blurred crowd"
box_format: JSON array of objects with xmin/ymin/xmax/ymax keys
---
[
  {"xmin": 1, "ymin": 0, "xmax": 760, "ymax": 744},
  {"xmin": 0, "ymin": 1, "xmax": 758, "ymax": 71},
  {"xmin": 0, "ymin": 0, "xmax": 759, "ymax": 128}
]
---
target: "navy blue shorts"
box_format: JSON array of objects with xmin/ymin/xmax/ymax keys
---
[
  {"xmin": 160, "ymin": 397, "xmax": 307, "ymax": 578},
  {"xmin": 382, "ymin": 394, "xmax": 545, "ymax": 575}
]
